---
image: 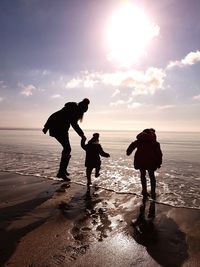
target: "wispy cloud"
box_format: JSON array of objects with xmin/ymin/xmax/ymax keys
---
[
  {"xmin": 66, "ymin": 78, "xmax": 82, "ymax": 89},
  {"xmin": 193, "ymin": 94, "xmax": 200, "ymax": 100},
  {"xmin": 128, "ymin": 102, "xmax": 142, "ymax": 108},
  {"xmin": 65, "ymin": 71, "xmax": 100, "ymax": 89},
  {"xmin": 167, "ymin": 50, "xmax": 200, "ymax": 69},
  {"xmin": 0, "ymin": 80, "xmax": 7, "ymax": 89},
  {"xmin": 110, "ymin": 97, "xmax": 133, "ymax": 107},
  {"xmin": 157, "ymin": 105, "xmax": 174, "ymax": 109},
  {"xmin": 19, "ymin": 84, "xmax": 36, "ymax": 96},
  {"xmin": 42, "ymin": 70, "xmax": 51, "ymax": 76},
  {"xmin": 50, "ymin": 94, "xmax": 62, "ymax": 99},
  {"xmin": 112, "ymin": 89, "xmax": 120, "ymax": 97},
  {"xmin": 28, "ymin": 69, "xmax": 51, "ymax": 76},
  {"xmin": 110, "ymin": 99, "xmax": 125, "ymax": 106}
]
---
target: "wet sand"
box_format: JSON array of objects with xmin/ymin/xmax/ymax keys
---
[{"xmin": 0, "ymin": 171, "xmax": 200, "ymax": 267}]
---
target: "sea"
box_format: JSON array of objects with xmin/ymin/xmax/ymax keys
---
[{"xmin": 0, "ymin": 129, "xmax": 199, "ymax": 209}]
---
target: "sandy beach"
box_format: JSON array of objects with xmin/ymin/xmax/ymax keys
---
[{"xmin": 0, "ymin": 171, "xmax": 200, "ymax": 267}]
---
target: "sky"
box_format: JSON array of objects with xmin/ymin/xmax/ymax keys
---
[{"xmin": 0, "ymin": 0, "xmax": 200, "ymax": 132}]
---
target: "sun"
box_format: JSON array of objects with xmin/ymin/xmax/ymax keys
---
[{"xmin": 106, "ymin": 4, "xmax": 159, "ymax": 67}]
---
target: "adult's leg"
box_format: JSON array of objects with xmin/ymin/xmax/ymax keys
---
[
  {"xmin": 55, "ymin": 134, "xmax": 71, "ymax": 179},
  {"xmin": 86, "ymin": 167, "xmax": 93, "ymax": 185},
  {"xmin": 140, "ymin": 169, "xmax": 148, "ymax": 197},
  {"xmin": 148, "ymin": 170, "xmax": 156, "ymax": 199}
]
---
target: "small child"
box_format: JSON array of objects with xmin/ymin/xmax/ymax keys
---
[
  {"xmin": 81, "ymin": 133, "xmax": 110, "ymax": 185},
  {"xmin": 126, "ymin": 128, "xmax": 162, "ymax": 199}
]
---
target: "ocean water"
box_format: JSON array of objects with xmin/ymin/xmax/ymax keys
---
[{"xmin": 0, "ymin": 129, "xmax": 199, "ymax": 209}]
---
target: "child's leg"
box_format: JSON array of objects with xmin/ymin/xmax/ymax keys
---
[
  {"xmin": 95, "ymin": 165, "xmax": 101, "ymax": 177},
  {"xmin": 86, "ymin": 167, "xmax": 93, "ymax": 185},
  {"xmin": 140, "ymin": 169, "xmax": 148, "ymax": 196},
  {"xmin": 148, "ymin": 170, "xmax": 156, "ymax": 199}
]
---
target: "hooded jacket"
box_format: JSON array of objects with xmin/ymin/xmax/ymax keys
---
[
  {"xmin": 43, "ymin": 102, "xmax": 84, "ymax": 137},
  {"xmin": 126, "ymin": 131, "xmax": 162, "ymax": 170},
  {"xmin": 81, "ymin": 139, "xmax": 110, "ymax": 167}
]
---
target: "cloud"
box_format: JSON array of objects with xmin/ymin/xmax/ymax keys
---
[
  {"xmin": 0, "ymin": 80, "xmax": 7, "ymax": 89},
  {"xmin": 167, "ymin": 50, "xmax": 200, "ymax": 69},
  {"xmin": 20, "ymin": 84, "xmax": 36, "ymax": 96},
  {"xmin": 28, "ymin": 69, "xmax": 51, "ymax": 76},
  {"xmin": 100, "ymin": 68, "xmax": 165, "ymax": 95},
  {"xmin": 110, "ymin": 100, "xmax": 125, "ymax": 106},
  {"xmin": 65, "ymin": 71, "xmax": 100, "ymax": 89},
  {"xmin": 65, "ymin": 68, "xmax": 165, "ymax": 95},
  {"xmin": 128, "ymin": 102, "xmax": 142, "ymax": 108},
  {"xmin": 0, "ymin": 97, "xmax": 4, "ymax": 102},
  {"xmin": 157, "ymin": 105, "xmax": 174, "ymax": 109},
  {"xmin": 42, "ymin": 70, "xmax": 51, "ymax": 76},
  {"xmin": 193, "ymin": 94, "xmax": 200, "ymax": 100},
  {"xmin": 110, "ymin": 97, "xmax": 133, "ymax": 107},
  {"xmin": 50, "ymin": 94, "xmax": 62, "ymax": 99},
  {"xmin": 126, "ymin": 68, "xmax": 166, "ymax": 95},
  {"xmin": 66, "ymin": 78, "xmax": 82, "ymax": 89},
  {"xmin": 112, "ymin": 89, "xmax": 120, "ymax": 97}
]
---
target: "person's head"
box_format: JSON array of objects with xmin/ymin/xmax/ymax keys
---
[
  {"xmin": 88, "ymin": 132, "xmax": 99, "ymax": 144},
  {"xmin": 143, "ymin": 128, "xmax": 156, "ymax": 140},
  {"xmin": 137, "ymin": 128, "xmax": 156, "ymax": 141},
  {"xmin": 78, "ymin": 98, "xmax": 90, "ymax": 121},
  {"xmin": 143, "ymin": 128, "xmax": 155, "ymax": 134},
  {"xmin": 92, "ymin": 133, "xmax": 99, "ymax": 141}
]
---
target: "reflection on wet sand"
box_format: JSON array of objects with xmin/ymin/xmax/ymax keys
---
[
  {"xmin": 132, "ymin": 197, "xmax": 156, "ymax": 246},
  {"xmin": 59, "ymin": 185, "xmax": 112, "ymax": 242}
]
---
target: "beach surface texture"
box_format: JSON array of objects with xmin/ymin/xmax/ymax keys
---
[{"xmin": 0, "ymin": 171, "xmax": 199, "ymax": 267}]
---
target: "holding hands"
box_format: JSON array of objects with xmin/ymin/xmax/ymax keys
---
[{"xmin": 81, "ymin": 135, "xmax": 87, "ymax": 142}]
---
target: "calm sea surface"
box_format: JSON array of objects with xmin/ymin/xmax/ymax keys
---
[{"xmin": 0, "ymin": 129, "xmax": 199, "ymax": 209}]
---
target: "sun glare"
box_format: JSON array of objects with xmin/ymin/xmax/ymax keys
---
[{"xmin": 106, "ymin": 4, "xmax": 159, "ymax": 67}]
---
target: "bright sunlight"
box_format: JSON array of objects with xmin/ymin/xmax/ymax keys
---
[{"xmin": 106, "ymin": 4, "xmax": 159, "ymax": 67}]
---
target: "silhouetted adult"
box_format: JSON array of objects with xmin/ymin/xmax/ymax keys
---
[{"xmin": 42, "ymin": 98, "xmax": 90, "ymax": 181}]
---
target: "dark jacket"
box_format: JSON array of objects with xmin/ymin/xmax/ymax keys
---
[
  {"xmin": 126, "ymin": 132, "xmax": 162, "ymax": 170},
  {"xmin": 81, "ymin": 139, "xmax": 110, "ymax": 167},
  {"xmin": 43, "ymin": 102, "xmax": 84, "ymax": 137}
]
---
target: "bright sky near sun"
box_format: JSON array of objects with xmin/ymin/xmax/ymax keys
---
[
  {"xmin": 0, "ymin": 0, "xmax": 200, "ymax": 131},
  {"xmin": 106, "ymin": 3, "xmax": 159, "ymax": 67}
]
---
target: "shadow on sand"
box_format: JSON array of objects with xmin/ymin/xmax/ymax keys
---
[
  {"xmin": 131, "ymin": 197, "xmax": 189, "ymax": 267},
  {"xmin": 0, "ymin": 193, "xmax": 55, "ymax": 267}
]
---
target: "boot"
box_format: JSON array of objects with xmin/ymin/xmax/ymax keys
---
[
  {"xmin": 95, "ymin": 166, "xmax": 100, "ymax": 177},
  {"xmin": 57, "ymin": 153, "xmax": 71, "ymax": 181},
  {"xmin": 64, "ymin": 155, "xmax": 71, "ymax": 176},
  {"xmin": 150, "ymin": 176, "xmax": 156, "ymax": 199},
  {"xmin": 141, "ymin": 176, "xmax": 148, "ymax": 197},
  {"xmin": 86, "ymin": 168, "xmax": 92, "ymax": 185}
]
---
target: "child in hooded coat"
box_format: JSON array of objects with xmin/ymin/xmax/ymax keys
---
[
  {"xmin": 81, "ymin": 133, "xmax": 110, "ymax": 185},
  {"xmin": 126, "ymin": 128, "xmax": 162, "ymax": 199}
]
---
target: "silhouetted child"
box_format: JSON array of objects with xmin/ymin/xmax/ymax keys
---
[
  {"xmin": 126, "ymin": 128, "xmax": 162, "ymax": 199},
  {"xmin": 81, "ymin": 133, "xmax": 110, "ymax": 185}
]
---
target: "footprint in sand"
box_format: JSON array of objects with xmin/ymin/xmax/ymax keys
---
[
  {"xmin": 52, "ymin": 254, "xmax": 65, "ymax": 265},
  {"xmin": 60, "ymin": 245, "xmax": 89, "ymax": 262}
]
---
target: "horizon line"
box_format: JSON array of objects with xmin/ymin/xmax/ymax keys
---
[{"xmin": 0, "ymin": 127, "xmax": 199, "ymax": 133}]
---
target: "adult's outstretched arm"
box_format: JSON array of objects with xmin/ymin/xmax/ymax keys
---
[{"xmin": 71, "ymin": 120, "xmax": 84, "ymax": 137}]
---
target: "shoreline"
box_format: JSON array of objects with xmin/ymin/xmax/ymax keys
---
[
  {"xmin": 2, "ymin": 170, "xmax": 200, "ymax": 211},
  {"xmin": 0, "ymin": 171, "xmax": 200, "ymax": 266}
]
